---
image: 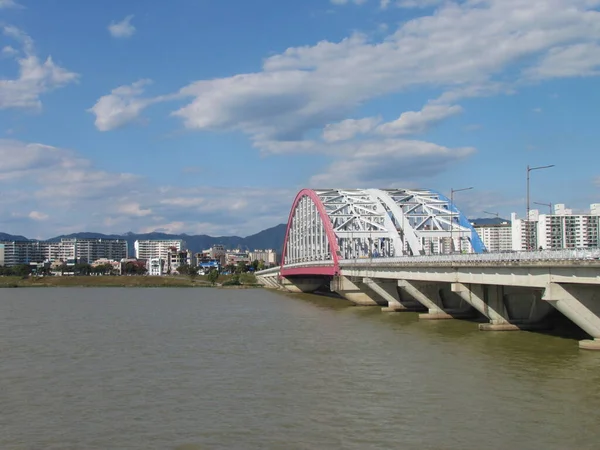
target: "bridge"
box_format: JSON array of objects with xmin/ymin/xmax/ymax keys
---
[{"xmin": 256, "ymin": 188, "xmax": 600, "ymax": 350}]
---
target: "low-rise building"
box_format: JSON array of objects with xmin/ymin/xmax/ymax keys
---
[
  {"xmin": 147, "ymin": 258, "xmax": 165, "ymax": 276},
  {"xmin": 168, "ymin": 248, "xmax": 192, "ymax": 273}
]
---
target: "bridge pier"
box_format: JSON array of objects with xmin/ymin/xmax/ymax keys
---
[
  {"xmin": 280, "ymin": 276, "xmax": 328, "ymax": 293},
  {"xmin": 362, "ymin": 278, "xmax": 425, "ymax": 312},
  {"xmin": 398, "ymin": 280, "xmax": 472, "ymax": 320},
  {"xmin": 543, "ymin": 283, "xmax": 600, "ymax": 350},
  {"xmin": 451, "ymin": 283, "xmax": 551, "ymax": 331},
  {"xmin": 331, "ymin": 276, "xmax": 383, "ymax": 306}
]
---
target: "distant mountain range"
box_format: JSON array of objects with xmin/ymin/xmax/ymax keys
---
[{"xmin": 0, "ymin": 224, "xmax": 288, "ymax": 256}]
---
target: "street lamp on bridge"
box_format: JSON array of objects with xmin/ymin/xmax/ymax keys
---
[
  {"xmin": 450, "ymin": 186, "xmax": 473, "ymax": 253},
  {"xmin": 526, "ymin": 164, "xmax": 555, "ymax": 250}
]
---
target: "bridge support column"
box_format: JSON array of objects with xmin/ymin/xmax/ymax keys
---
[
  {"xmin": 543, "ymin": 283, "xmax": 600, "ymax": 350},
  {"xmin": 263, "ymin": 277, "xmax": 279, "ymax": 289},
  {"xmin": 331, "ymin": 276, "xmax": 382, "ymax": 306},
  {"xmin": 280, "ymin": 276, "xmax": 326, "ymax": 293},
  {"xmin": 398, "ymin": 280, "xmax": 471, "ymax": 320},
  {"xmin": 363, "ymin": 278, "xmax": 424, "ymax": 312}
]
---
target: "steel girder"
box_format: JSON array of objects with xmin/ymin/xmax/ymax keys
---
[{"xmin": 282, "ymin": 188, "xmax": 485, "ymax": 268}]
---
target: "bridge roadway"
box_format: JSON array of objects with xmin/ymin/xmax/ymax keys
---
[{"xmin": 256, "ymin": 250, "xmax": 600, "ymax": 350}]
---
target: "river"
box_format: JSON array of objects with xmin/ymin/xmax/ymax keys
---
[{"xmin": 1, "ymin": 287, "xmax": 599, "ymax": 449}]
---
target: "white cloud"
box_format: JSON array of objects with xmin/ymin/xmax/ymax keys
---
[
  {"xmin": 0, "ymin": 139, "xmax": 295, "ymax": 238},
  {"xmin": 108, "ymin": 15, "xmax": 136, "ymax": 38},
  {"xmin": 167, "ymin": 0, "xmax": 600, "ymax": 151},
  {"xmin": 527, "ymin": 43, "xmax": 600, "ymax": 79},
  {"xmin": 310, "ymin": 139, "xmax": 475, "ymax": 186},
  {"xmin": 330, "ymin": 0, "xmax": 368, "ymax": 4},
  {"xmin": 28, "ymin": 211, "xmax": 48, "ymax": 221},
  {"xmin": 377, "ymin": 104, "xmax": 463, "ymax": 135},
  {"xmin": 0, "ymin": 26, "xmax": 78, "ymax": 110},
  {"xmin": 1, "ymin": 45, "xmax": 18, "ymax": 57},
  {"xmin": 88, "ymin": 79, "xmax": 163, "ymax": 131},
  {"xmin": 117, "ymin": 203, "xmax": 152, "ymax": 217},
  {"xmin": 0, "ymin": 0, "xmax": 21, "ymax": 8},
  {"xmin": 323, "ymin": 117, "xmax": 381, "ymax": 142}
]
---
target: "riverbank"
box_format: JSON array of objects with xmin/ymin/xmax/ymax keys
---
[{"xmin": 0, "ymin": 275, "xmax": 262, "ymax": 288}]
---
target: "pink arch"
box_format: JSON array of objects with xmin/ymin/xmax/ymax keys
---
[{"xmin": 280, "ymin": 189, "xmax": 340, "ymax": 277}]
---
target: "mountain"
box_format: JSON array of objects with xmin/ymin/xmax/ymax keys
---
[
  {"xmin": 41, "ymin": 224, "xmax": 288, "ymax": 256},
  {"xmin": 0, "ymin": 232, "xmax": 29, "ymax": 241}
]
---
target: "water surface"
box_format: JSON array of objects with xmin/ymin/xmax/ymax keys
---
[{"xmin": 1, "ymin": 287, "xmax": 599, "ymax": 449}]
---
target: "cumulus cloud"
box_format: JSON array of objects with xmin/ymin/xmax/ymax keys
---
[
  {"xmin": 94, "ymin": 0, "xmax": 600, "ymax": 147},
  {"xmin": 309, "ymin": 139, "xmax": 475, "ymax": 186},
  {"xmin": 377, "ymin": 104, "xmax": 463, "ymax": 135},
  {"xmin": 28, "ymin": 211, "xmax": 49, "ymax": 221},
  {"xmin": 527, "ymin": 43, "xmax": 600, "ymax": 79},
  {"xmin": 108, "ymin": 15, "xmax": 136, "ymax": 38},
  {"xmin": 0, "ymin": 139, "xmax": 295, "ymax": 238},
  {"xmin": 87, "ymin": 79, "xmax": 175, "ymax": 131},
  {"xmin": 0, "ymin": 26, "xmax": 78, "ymax": 110},
  {"xmin": 323, "ymin": 117, "xmax": 381, "ymax": 142},
  {"xmin": 167, "ymin": 0, "xmax": 600, "ymax": 150}
]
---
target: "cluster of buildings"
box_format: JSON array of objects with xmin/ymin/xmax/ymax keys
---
[
  {"xmin": 0, "ymin": 237, "xmax": 278, "ymax": 275},
  {"xmin": 2, "ymin": 202, "xmax": 596, "ymax": 271},
  {"xmin": 472, "ymin": 203, "xmax": 600, "ymax": 252}
]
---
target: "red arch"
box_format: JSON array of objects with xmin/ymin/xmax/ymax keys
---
[{"xmin": 280, "ymin": 189, "xmax": 340, "ymax": 277}]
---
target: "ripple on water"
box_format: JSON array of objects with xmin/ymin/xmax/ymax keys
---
[{"xmin": 1, "ymin": 287, "xmax": 600, "ymax": 450}]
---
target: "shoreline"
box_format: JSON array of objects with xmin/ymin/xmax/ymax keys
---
[{"xmin": 0, "ymin": 275, "xmax": 263, "ymax": 289}]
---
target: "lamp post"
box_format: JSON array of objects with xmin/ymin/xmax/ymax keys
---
[
  {"xmin": 526, "ymin": 165, "xmax": 554, "ymax": 250},
  {"xmin": 534, "ymin": 201, "xmax": 553, "ymax": 250},
  {"xmin": 450, "ymin": 186, "xmax": 473, "ymax": 253},
  {"xmin": 484, "ymin": 211, "xmax": 500, "ymax": 252}
]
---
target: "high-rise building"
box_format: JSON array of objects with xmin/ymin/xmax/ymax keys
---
[
  {"xmin": 134, "ymin": 239, "xmax": 186, "ymax": 260},
  {"xmin": 0, "ymin": 241, "xmax": 46, "ymax": 266},
  {"xmin": 58, "ymin": 238, "xmax": 128, "ymax": 263},
  {"xmin": 248, "ymin": 249, "xmax": 278, "ymax": 266},
  {"xmin": 511, "ymin": 204, "xmax": 600, "ymax": 250},
  {"xmin": 470, "ymin": 218, "xmax": 512, "ymax": 253}
]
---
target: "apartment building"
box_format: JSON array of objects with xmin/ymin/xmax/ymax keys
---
[
  {"xmin": 0, "ymin": 241, "xmax": 46, "ymax": 266},
  {"xmin": 470, "ymin": 218, "xmax": 512, "ymax": 253},
  {"xmin": 511, "ymin": 204, "xmax": 600, "ymax": 250},
  {"xmin": 57, "ymin": 238, "xmax": 128, "ymax": 263},
  {"xmin": 248, "ymin": 249, "xmax": 278, "ymax": 266},
  {"xmin": 134, "ymin": 239, "xmax": 186, "ymax": 260}
]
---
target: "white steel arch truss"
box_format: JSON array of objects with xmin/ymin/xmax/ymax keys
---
[
  {"xmin": 285, "ymin": 194, "xmax": 333, "ymax": 265},
  {"xmin": 313, "ymin": 188, "xmax": 479, "ymax": 258}
]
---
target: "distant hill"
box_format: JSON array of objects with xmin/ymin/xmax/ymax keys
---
[
  {"xmin": 0, "ymin": 232, "xmax": 29, "ymax": 241},
  {"xmin": 40, "ymin": 223, "xmax": 288, "ymax": 257}
]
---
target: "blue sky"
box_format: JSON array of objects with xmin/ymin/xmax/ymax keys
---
[{"xmin": 1, "ymin": 0, "xmax": 599, "ymax": 239}]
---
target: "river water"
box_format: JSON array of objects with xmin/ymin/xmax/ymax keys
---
[{"xmin": 1, "ymin": 287, "xmax": 599, "ymax": 450}]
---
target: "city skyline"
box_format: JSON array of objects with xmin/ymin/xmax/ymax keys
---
[{"xmin": 1, "ymin": 0, "xmax": 599, "ymax": 239}]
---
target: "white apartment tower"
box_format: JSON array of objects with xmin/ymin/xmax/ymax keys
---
[
  {"xmin": 512, "ymin": 204, "xmax": 600, "ymax": 250},
  {"xmin": 134, "ymin": 239, "xmax": 186, "ymax": 260},
  {"xmin": 470, "ymin": 219, "xmax": 512, "ymax": 253}
]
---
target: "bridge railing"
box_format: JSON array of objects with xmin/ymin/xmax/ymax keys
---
[{"xmin": 339, "ymin": 249, "xmax": 600, "ymax": 265}]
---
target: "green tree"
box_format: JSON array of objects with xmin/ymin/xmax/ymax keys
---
[
  {"xmin": 206, "ymin": 269, "xmax": 219, "ymax": 285},
  {"xmin": 257, "ymin": 260, "xmax": 265, "ymax": 271},
  {"xmin": 73, "ymin": 263, "xmax": 91, "ymax": 275},
  {"xmin": 236, "ymin": 261, "xmax": 248, "ymax": 274},
  {"xmin": 13, "ymin": 264, "xmax": 32, "ymax": 278}
]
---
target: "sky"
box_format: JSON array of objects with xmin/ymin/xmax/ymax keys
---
[{"xmin": 1, "ymin": 0, "xmax": 599, "ymax": 239}]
